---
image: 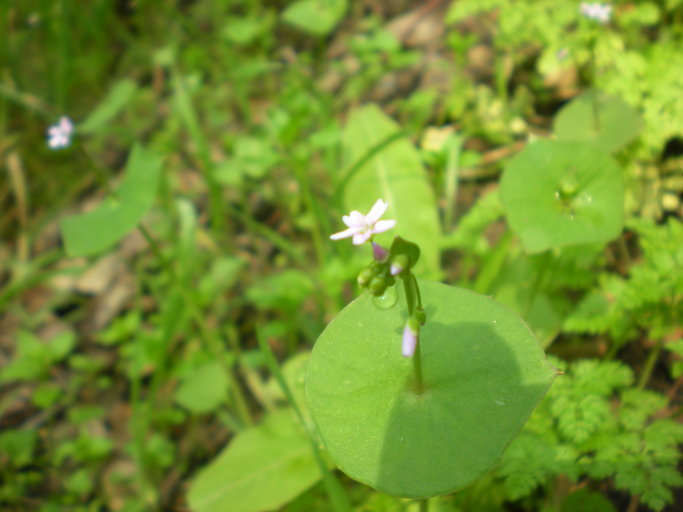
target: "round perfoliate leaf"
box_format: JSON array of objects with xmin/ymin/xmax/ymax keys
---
[
  {"xmin": 306, "ymin": 280, "xmax": 557, "ymax": 498},
  {"xmin": 554, "ymin": 89, "xmax": 642, "ymax": 153},
  {"xmin": 500, "ymin": 139, "xmax": 624, "ymax": 254}
]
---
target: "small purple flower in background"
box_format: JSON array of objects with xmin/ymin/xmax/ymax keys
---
[
  {"xmin": 47, "ymin": 116, "xmax": 74, "ymax": 149},
  {"xmin": 330, "ymin": 198, "xmax": 396, "ymax": 245},
  {"xmin": 402, "ymin": 321, "xmax": 418, "ymax": 357},
  {"xmin": 580, "ymin": 2, "xmax": 612, "ymax": 24}
]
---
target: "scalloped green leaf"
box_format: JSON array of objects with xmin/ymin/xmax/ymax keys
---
[
  {"xmin": 60, "ymin": 144, "xmax": 163, "ymax": 257},
  {"xmin": 500, "ymin": 139, "xmax": 624, "ymax": 254},
  {"xmin": 188, "ymin": 409, "xmax": 321, "ymax": 512},
  {"xmin": 341, "ymin": 104, "xmax": 440, "ymax": 278},
  {"xmin": 554, "ymin": 90, "xmax": 642, "ymax": 153},
  {"xmin": 307, "ymin": 280, "xmax": 556, "ymax": 498}
]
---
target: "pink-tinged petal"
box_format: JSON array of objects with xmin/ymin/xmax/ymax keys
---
[
  {"xmin": 352, "ymin": 231, "xmax": 372, "ymax": 245},
  {"xmin": 371, "ymin": 219, "xmax": 396, "ymax": 234},
  {"xmin": 365, "ymin": 199, "xmax": 388, "ymax": 224},
  {"xmin": 343, "ymin": 211, "xmax": 365, "ymax": 227},
  {"xmin": 59, "ymin": 117, "xmax": 73, "ymax": 134},
  {"xmin": 330, "ymin": 227, "xmax": 358, "ymax": 240},
  {"xmin": 402, "ymin": 324, "xmax": 417, "ymax": 357}
]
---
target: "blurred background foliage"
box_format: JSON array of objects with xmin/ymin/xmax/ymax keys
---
[{"xmin": 1, "ymin": 1, "xmax": 682, "ymax": 511}]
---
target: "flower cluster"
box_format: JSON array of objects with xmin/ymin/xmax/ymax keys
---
[
  {"xmin": 47, "ymin": 116, "xmax": 74, "ymax": 149},
  {"xmin": 331, "ymin": 199, "xmax": 425, "ymax": 357},
  {"xmin": 580, "ymin": 2, "xmax": 612, "ymax": 24}
]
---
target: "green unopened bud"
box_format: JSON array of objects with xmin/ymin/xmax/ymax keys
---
[
  {"xmin": 415, "ymin": 308, "xmax": 426, "ymax": 325},
  {"xmin": 369, "ymin": 276, "xmax": 387, "ymax": 296},
  {"xmin": 357, "ymin": 267, "xmax": 375, "ymax": 288}
]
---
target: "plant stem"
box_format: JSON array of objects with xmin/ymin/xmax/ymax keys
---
[
  {"xmin": 402, "ymin": 272, "xmax": 425, "ymax": 394},
  {"xmin": 524, "ymin": 251, "xmax": 551, "ymax": 318},
  {"xmin": 637, "ymin": 339, "xmax": 662, "ymax": 389},
  {"xmin": 419, "ymin": 498, "xmax": 429, "ymax": 512}
]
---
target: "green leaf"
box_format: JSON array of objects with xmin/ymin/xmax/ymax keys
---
[
  {"xmin": 188, "ymin": 409, "xmax": 321, "ymax": 512},
  {"xmin": 500, "ymin": 140, "xmax": 624, "ymax": 254},
  {"xmin": 306, "ymin": 280, "xmax": 556, "ymax": 498},
  {"xmin": 554, "ymin": 90, "xmax": 642, "ymax": 153},
  {"xmin": 78, "ymin": 79, "xmax": 138, "ymax": 134},
  {"xmin": 282, "ymin": 0, "xmax": 347, "ymax": 37},
  {"xmin": 341, "ymin": 104, "xmax": 441, "ymax": 278},
  {"xmin": 0, "ymin": 330, "xmax": 75, "ymax": 382},
  {"xmin": 174, "ymin": 361, "xmax": 229, "ymax": 414},
  {"xmin": 60, "ymin": 144, "xmax": 163, "ymax": 257}
]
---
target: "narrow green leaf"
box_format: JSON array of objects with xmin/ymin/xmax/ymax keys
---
[
  {"xmin": 78, "ymin": 79, "xmax": 138, "ymax": 134},
  {"xmin": 60, "ymin": 145, "xmax": 163, "ymax": 257},
  {"xmin": 340, "ymin": 104, "xmax": 441, "ymax": 278},
  {"xmin": 188, "ymin": 409, "xmax": 321, "ymax": 512}
]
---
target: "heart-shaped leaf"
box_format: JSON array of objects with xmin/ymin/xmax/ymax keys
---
[
  {"xmin": 554, "ymin": 89, "xmax": 642, "ymax": 153},
  {"xmin": 500, "ymin": 139, "xmax": 624, "ymax": 254},
  {"xmin": 307, "ymin": 280, "xmax": 556, "ymax": 498}
]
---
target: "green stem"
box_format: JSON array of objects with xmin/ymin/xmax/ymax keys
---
[
  {"xmin": 637, "ymin": 339, "xmax": 662, "ymax": 390},
  {"xmin": 419, "ymin": 498, "xmax": 429, "ymax": 512},
  {"xmin": 402, "ymin": 272, "xmax": 425, "ymax": 394},
  {"xmin": 523, "ymin": 251, "xmax": 551, "ymax": 318}
]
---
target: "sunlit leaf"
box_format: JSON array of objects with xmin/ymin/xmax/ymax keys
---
[
  {"xmin": 188, "ymin": 409, "xmax": 321, "ymax": 512},
  {"xmin": 307, "ymin": 280, "xmax": 556, "ymax": 498},
  {"xmin": 340, "ymin": 104, "xmax": 441, "ymax": 278},
  {"xmin": 554, "ymin": 90, "xmax": 642, "ymax": 153},
  {"xmin": 500, "ymin": 140, "xmax": 624, "ymax": 253}
]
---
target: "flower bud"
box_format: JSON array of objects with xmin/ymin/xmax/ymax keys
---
[
  {"xmin": 369, "ymin": 276, "xmax": 387, "ymax": 296},
  {"xmin": 415, "ymin": 308, "xmax": 426, "ymax": 325},
  {"xmin": 357, "ymin": 267, "xmax": 375, "ymax": 288},
  {"xmin": 372, "ymin": 242, "xmax": 389, "ymax": 262},
  {"xmin": 402, "ymin": 321, "xmax": 419, "ymax": 357},
  {"xmin": 390, "ymin": 254, "xmax": 409, "ymax": 276}
]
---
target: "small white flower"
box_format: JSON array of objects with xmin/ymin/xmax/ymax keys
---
[
  {"xmin": 402, "ymin": 322, "xmax": 418, "ymax": 357},
  {"xmin": 580, "ymin": 2, "xmax": 612, "ymax": 24},
  {"xmin": 47, "ymin": 116, "xmax": 74, "ymax": 149},
  {"xmin": 330, "ymin": 199, "xmax": 396, "ymax": 245}
]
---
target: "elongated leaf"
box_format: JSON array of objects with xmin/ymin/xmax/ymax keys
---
[
  {"xmin": 307, "ymin": 281, "xmax": 557, "ymax": 498},
  {"xmin": 78, "ymin": 79, "xmax": 138, "ymax": 134},
  {"xmin": 188, "ymin": 409, "xmax": 321, "ymax": 512},
  {"xmin": 341, "ymin": 104, "xmax": 440, "ymax": 278},
  {"xmin": 60, "ymin": 145, "xmax": 163, "ymax": 257}
]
